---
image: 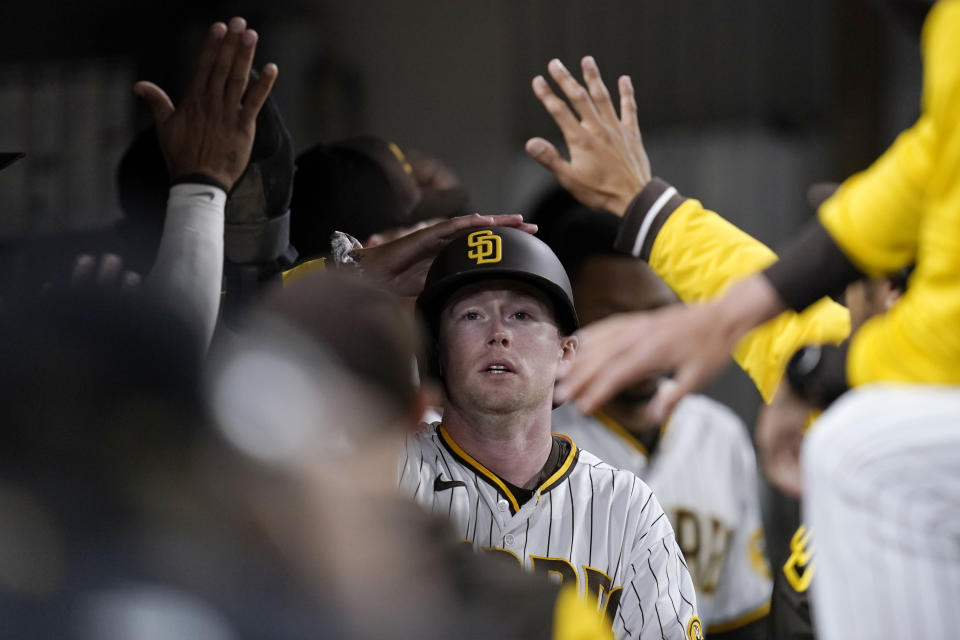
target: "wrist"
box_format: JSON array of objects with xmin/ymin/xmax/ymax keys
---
[
  {"xmin": 172, "ymin": 173, "xmax": 230, "ymax": 194},
  {"xmin": 612, "ymin": 178, "xmax": 684, "ymax": 260},
  {"xmin": 167, "ymin": 182, "xmax": 228, "ymax": 208},
  {"xmin": 610, "ymin": 186, "xmax": 640, "ymax": 218},
  {"xmin": 713, "ymin": 275, "xmax": 786, "ymax": 345}
]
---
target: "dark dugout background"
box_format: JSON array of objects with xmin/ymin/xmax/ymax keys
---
[{"xmin": 0, "ymin": 0, "xmax": 923, "ymax": 561}]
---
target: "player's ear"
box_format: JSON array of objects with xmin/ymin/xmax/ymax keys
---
[
  {"xmin": 553, "ymin": 336, "xmax": 578, "ymax": 407},
  {"xmin": 555, "ymin": 334, "xmax": 578, "ymax": 388},
  {"xmin": 559, "ymin": 334, "xmax": 579, "ymax": 363}
]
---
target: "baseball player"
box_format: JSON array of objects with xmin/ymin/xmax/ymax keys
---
[
  {"xmin": 401, "ymin": 227, "xmax": 701, "ymax": 640},
  {"xmin": 541, "ymin": 211, "xmax": 771, "ymax": 638}
]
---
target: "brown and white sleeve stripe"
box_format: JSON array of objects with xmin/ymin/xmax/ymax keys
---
[{"xmin": 613, "ymin": 177, "xmax": 687, "ymax": 261}]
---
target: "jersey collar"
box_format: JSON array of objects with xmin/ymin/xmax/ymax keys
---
[
  {"xmin": 436, "ymin": 424, "xmax": 580, "ymax": 515},
  {"xmin": 594, "ymin": 412, "xmax": 671, "ymax": 457}
]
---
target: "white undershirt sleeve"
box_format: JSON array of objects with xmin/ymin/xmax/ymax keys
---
[{"xmin": 146, "ymin": 183, "xmax": 226, "ymax": 351}]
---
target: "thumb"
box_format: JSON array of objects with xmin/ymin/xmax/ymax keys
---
[
  {"xmin": 133, "ymin": 81, "xmax": 175, "ymax": 126},
  {"xmin": 525, "ymin": 137, "xmax": 567, "ymax": 175}
]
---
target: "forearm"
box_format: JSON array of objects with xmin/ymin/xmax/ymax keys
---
[
  {"xmin": 711, "ymin": 275, "xmax": 786, "ymax": 342},
  {"xmin": 613, "ymin": 180, "xmax": 850, "ymax": 401},
  {"xmin": 815, "ymin": 118, "xmax": 931, "ymax": 278},
  {"xmin": 147, "ymin": 184, "xmax": 226, "ymax": 350}
]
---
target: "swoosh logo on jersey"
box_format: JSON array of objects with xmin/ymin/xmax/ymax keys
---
[
  {"xmin": 190, "ymin": 191, "xmax": 217, "ymax": 201},
  {"xmin": 434, "ymin": 474, "xmax": 466, "ymax": 492}
]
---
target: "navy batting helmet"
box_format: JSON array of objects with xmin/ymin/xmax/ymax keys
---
[{"xmin": 417, "ymin": 226, "xmax": 578, "ymax": 341}]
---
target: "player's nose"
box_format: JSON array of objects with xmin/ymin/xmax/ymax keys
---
[{"xmin": 487, "ymin": 318, "xmax": 511, "ymax": 347}]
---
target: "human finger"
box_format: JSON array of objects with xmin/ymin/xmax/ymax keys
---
[
  {"xmin": 547, "ymin": 58, "xmax": 601, "ymax": 127},
  {"xmin": 581, "ymin": 56, "xmax": 619, "ymax": 125},
  {"xmin": 186, "ymin": 22, "xmax": 228, "ymax": 99},
  {"xmin": 70, "ymin": 254, "xmax": 95, "ymax": 284},
  {"xmin": 133, "ymin": 82, "xmax": 175, "ymax": 126},
  {"xmin": 486, "ymin": 214, "xmax": 537, "ymax": 234},
  {"xmin": 525, "ymin": 137, "xmax": 570, "ymax": 179},
  {"xmin": 121, "ymin": 271, "xmax": 142, "ymax": 292},
  {"xmin": 554, "ymin": 319, "xmax": 627, "ymax": 404},
  {"xmin": 224, "ymin": 28, "xmax": 258, "ymax": 110},
  {"xmin": 208, "ymin": 17, "xmax": 247, "ymax": 104},
  {"xmin": 239, "ymin": 63, "xmax": 278, "ymax": 128},
  {"xmin": 574, "ymin": 335, "xmax": 663, "ymax": 413},
  {"xmin": 96, "ymin": 253, "xmax": 124, "ymax": 286},
  {"xmin": 531, "ymin": 75, "xmax": 581, "ymax": 139},
  {"xmin": 644, "ymin": 363, "xmax": 702, "ymax": 425},
  {"xmin": 618, "ymin": 75, "xmax": 640, "ymax": 135}
]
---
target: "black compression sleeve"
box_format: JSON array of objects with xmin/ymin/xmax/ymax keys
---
[{"xmin": 763, "ymin": 219, "xmax": 864, "ymax": 312}]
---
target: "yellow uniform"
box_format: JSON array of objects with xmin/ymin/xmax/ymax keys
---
[
  {"xmin": 613, "ymin": 183, "xmax": 849, "ymax": 402},
  {"xmin": 817, "ymin": 0, "xmax": 960, "ymax": 387}
]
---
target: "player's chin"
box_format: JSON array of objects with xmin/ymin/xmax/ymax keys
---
[{"xmin": 471, "ymin": 388, "xmax": 528, "ymax": 413}]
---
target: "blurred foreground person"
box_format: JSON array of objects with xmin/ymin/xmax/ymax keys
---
[
  {"xmin": 0, "ymin": 289, "xmax": 336, "ymax": 640},
  {"xmin": 756, "ymin": 187, "xmax": 912, "ymax": 640},
  {"xmin": 409, "ymin": 228, "xmax": 699, "ymax": 639},
  {"xmin": 543, "ymin": 210, "xmax": 771, "ymax": 639},
  {"xmin": 211, "ymin": 272, "xmax": 613, "ymax": 640}
]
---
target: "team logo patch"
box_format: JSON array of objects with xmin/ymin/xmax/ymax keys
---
[
  {"xmin": 467, "ymin": 230, "xmax": 502, "ymax": 264},
  {"xmin": 686, "ymin": 616, "xmax": 704, "ymax": 640},
  {"xmin": 783, "ymin": 524, "xmax": 815, "ymax": 593}
]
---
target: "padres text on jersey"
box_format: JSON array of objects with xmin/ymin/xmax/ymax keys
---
[{"xmin": 399, "ymin": 424, "xmax": 699, "ymax": 640}]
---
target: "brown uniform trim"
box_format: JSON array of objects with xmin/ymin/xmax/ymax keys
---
[
  {"xmin": 763, "ymin": 219, "xmax": 864, "ymax": 312},
  {"xmin": 613, "ymin": 177, "xmax": 686, "ymax": 261}
]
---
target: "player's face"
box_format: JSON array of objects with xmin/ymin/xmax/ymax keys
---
[
  {"xmin": 438, "ymin": 281, "xmax": 575, "ymax": 414},
  {"xmin": 573, "ymin": 256, "xmax": 677, "ymax": 402}
]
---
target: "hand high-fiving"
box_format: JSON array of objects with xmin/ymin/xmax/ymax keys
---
[
  {"xmin": 526, "ymin": 56, "xmax": 651, "ymax": 217},
  {"xmin": 358, "ymin": 214, "xmax": 538, "ymax": 298},
  {"xmin": 133, "ymin": 17, "xmax": 278, "ymax": 191}
]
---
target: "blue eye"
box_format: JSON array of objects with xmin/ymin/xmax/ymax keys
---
[
  {"xmin": 463, "ymin": 311, "xmax": 481, "ymax": 321},
  {"xmin": 513, "ymin": 311, "xmax": 530, "ymax": 320}
]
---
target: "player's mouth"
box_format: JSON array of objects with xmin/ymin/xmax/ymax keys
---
[{"xmin": 481, "ymin": 361, "xmax": 516, "ymax": 375}]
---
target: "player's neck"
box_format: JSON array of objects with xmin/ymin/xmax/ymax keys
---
[{"xmin": 441, "ymin": 402, "xmax": 554, "ymax": 490}]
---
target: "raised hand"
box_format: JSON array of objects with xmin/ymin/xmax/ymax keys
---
[
  {"xmin": 556, "ymin": 273, "xmax": 783, "ymax": 422},
  {"xmin": 70, "ymin": 253, "xmax": 142, "ymax": 291},
  {"xmin": 356, "ymin": 214, "xmax": 537, "ymax": 298},
  {"xmin": 526, "ymin": 56, "xmax": 651, "ymax": 216},
  {"xmin": 133, "ymin": 17, "xmax": 278, "ymax": 191}
]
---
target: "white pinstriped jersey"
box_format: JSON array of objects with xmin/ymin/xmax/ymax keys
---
[
  {"xmin": 398, "ymin": 423, "xmax": 700, "ymax": 640},
  {"xmin": 553, "ymin": 395, "xmax": 772, "ymax": 634}
]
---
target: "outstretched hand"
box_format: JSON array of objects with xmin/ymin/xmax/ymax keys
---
[
  {"xmin": 557, "ymin": 274, "xmax": 785, "ymax": 422},
  {"xmin": 133, "ymin": 17, "xmax": 278, "ymax": 191},
  {"xmin": 526, "ymin": 56, "xmax": 650, "ymax": 216},
  {"xmin": 755, "ymin": 381, "xmax": 809, "ymax": 498},
  {"xmin": 357, "ymin": 214, "xmax": 537, "ymax": 298}
]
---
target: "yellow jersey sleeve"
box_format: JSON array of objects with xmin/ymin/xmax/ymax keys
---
[
  {"xmin": 648, "ymin": 200, "xmax": 850, "ymax": 402},
  {"xmin": 822, "ymin": 0, "xmax": 960, "ymax": 387}
]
